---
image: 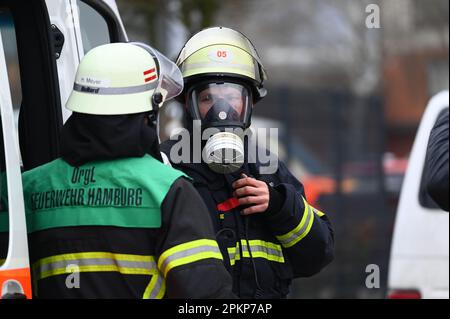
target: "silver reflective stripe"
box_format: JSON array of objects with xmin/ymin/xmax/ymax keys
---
[
  {"xmin": 73, "ymin": 81, "xmax": 158, "ymax": 95},
  {"xmin": 32, "ymin": 253, "xmax": 161, "ymax": 298},
  {"xmin": 159, "ymin": 245, "xmax": 222, "ymax": 276},
  {"xmin": 278, "ymin": 205, "xmax": 314, "ymax": 247},
  {"xmin": 182, "ymin": 61, "xmax": 255, "ymax": 74},
  {"xmin": 148, "ymin": 273, "xmax": 165, "ymax": 299},
  {"xmin": 228, "ymin": 250, "xmax": 237, "ymax": 262},
  {"xmin": 36, "ymin": 258, "xmax": 156, "ymax": 276},
  {"xmin": 241, "ymin": 244, "xmax": 283, "ymax": 259},
  {"xmin": 228, "ymin": 241, "xmax": 284, "ymax": 265}
]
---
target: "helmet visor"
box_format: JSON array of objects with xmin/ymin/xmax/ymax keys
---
[
  {"xmin": 189, "ymin": 82, "xmax": 251, "ymax": 126},
  {"xmin": 131, "ymin": 42, "xmax": 184, "ymax": 103}
]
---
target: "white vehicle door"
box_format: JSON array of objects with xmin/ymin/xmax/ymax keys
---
[
  {"xmin": 388, "ymin": 91, "xmax": 449, "ymax": 299},
  {"xmin": 45, "ymin": 0, "xmax": 128, "ymax": 123},
  {"xmin": 0, "ymin": 13, "xmax": 31, "ymax": 299},
  {"xmin": 0, "ymin": 1, "xmax": 129, "ymax": 299}
]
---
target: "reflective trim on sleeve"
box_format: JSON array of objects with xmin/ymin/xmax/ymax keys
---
[
  {"xmin": 276, "ymin": 197, "xmax": 316, "ymax": 248},
  {"xmin": 0, "ymin": 258, "xmax": 5, "ymax": 266},
  {"xmin": 227, "ymin": 240, "xmax": 285, "ymax": 266},
  {"xmin": 313, "ymin": 207, "xmax": 325, "ymax": 217},
  {"xmin": 158, "ymin": 239, "xmax": 223, "ymax": 278}
]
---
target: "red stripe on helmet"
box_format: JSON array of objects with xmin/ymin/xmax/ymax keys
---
[
  {"xmin": 143, "ymin": 68, "xmax": 156, "ymax": 75},
  {"xmin": 145, "ymin": 75, "xmax": 157, "ymax": 82}
]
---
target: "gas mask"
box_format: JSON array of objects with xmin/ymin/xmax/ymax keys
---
[{"xmin": 187, "ymin": 80, "xmax": 252, "ymax": 174}]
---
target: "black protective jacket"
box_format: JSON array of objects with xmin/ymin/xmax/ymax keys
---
[
  {"xmin": 23, "ymin": 172, "xmax": 236, "ymax": 299},
  {"xmin": 162, "ymin": 140, "xmax": 334, "ymax": 298},
  {"xmin": 1, "ymin": 112, "xmax": 236, "ymax": 299}
]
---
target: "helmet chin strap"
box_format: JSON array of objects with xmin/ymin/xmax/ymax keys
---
[{"xmin": 148, "ymin": 93, "xmax": 163, "ymax": 126}]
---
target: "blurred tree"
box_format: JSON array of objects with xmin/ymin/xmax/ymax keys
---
[
  {"xmin": 117, "ymin": 0, "xmax": 221, "ymax": 54},
  {"xmin": 117, "ymin": 0, "xmax": 158, "ymax": 42},
  {"xmin": 180, "ymin": 0, "xmax": 221, "ymax": 35},
  {"xmin": 412, "ymin": 0, "xmax": 449, "ymax": 30}
]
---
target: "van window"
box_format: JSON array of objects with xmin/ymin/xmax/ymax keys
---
[
  {"xmin": 0, "ymin": 114, "xmax": 8, "ymax": 267},
  {"xmin": 418, "ymin": 109, "xmax": 449, "ymax": 210},
  {"xmin": 78, "ymin": 0, "xmax": 111, "ymax": 53},
  {"xmin": 0, "ymin": 7, "xmax": 20, "ymax": 266},
  {"xmin": 0, "ymin": 8, "xmax": 22, "ymax": 131}
]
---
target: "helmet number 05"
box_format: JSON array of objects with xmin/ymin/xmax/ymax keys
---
[
  {"xmin": 209, "ymin": 49, "xmax": 233, "ymax": 63},
  {"xmin": 217, "ymin": 51, "xmax": 227, "ymax": 58}
]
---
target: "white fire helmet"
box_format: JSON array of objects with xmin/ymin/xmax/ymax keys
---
[{"xmin": 66, "ymin": 42, "xmax": 183, "ymax": 115}]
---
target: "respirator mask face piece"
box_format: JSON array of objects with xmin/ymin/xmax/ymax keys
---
[{"xmin": 188, "ymin": 81, "xmax": 252, "ymax": 174}]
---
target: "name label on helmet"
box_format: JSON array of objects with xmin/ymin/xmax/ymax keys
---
[
  {"xmin": 208, "ymin": 48, "xmax": 234, "ymax": 63},
  {"xmin": 79, "ymin": 86, "xmax": 100, "ymax": 94},
  {"xmin": 78, "ymin": 76, "xmax": 111, "ymax": 87}
]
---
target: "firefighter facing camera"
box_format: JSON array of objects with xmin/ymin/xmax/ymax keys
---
[
  {"xmin": 176, "ymin": 27, "xmax": 267, "ymax": 174},
  {"xmin": 162, "ymin": 27, "xmax": 335, "ymax": 299}
]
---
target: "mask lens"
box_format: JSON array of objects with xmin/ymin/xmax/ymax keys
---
[{"xmin": 191, "ymin": 83, "xmax": 250, "ymax": 124}]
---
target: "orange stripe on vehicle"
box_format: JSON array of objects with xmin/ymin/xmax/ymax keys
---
[{"xmin": 0, "ymin": 267, "xmax": 32, "ymax": 299}]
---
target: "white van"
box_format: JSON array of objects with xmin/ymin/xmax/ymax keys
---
[
  {"xmin": 0, "ymin": 0, "xmax": 127, "ymax": 298},
  {"xmin": 388, "ymin": 91, "xmax": 449, "ymax": 299}
]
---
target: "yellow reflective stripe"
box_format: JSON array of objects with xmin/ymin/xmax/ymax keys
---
[
  {"xmin": 34, "ymin": 252, "xmax": 153, "ymax": 268},
  {"xmin": 245, "ymin": 240, "xmax": 283, "ymax": 252},
  {"xmin": 276, "ymin": 197, "xmax": 317, "ymax": 248},
  {"xmin": 227, "ymin": 240, "xmax": 285, "ymax": 266},
  {"xmin": 228, "ymin": 250, "xmax": 284, "ymax": 266},
  {"xmin": 310, "ymin": 204, "xmax": 325, "ymax": 217},
  {"xmin": 276, "ymin": 197, "xmax": 310, "ymax": 242},
  {"xmin": 307, "ymin": 199, "xmax": 325, "ymax": 217},
  {"xmin": 182, "ymin": 62, "xmax": 255, "ymax": 74},
  {"xmin": 250, "ymin": 251, "xmax": 284, "ymax": 262},
  {"xmin": 155, "ymin": 278, "xmax": 166, "ymax": 299},
  {"xmin": 161, "ymin": 251, "xmax": 223, "ymax": 278},
  {"xmin": 143, "ymin": 272, "xmax": 166, "ymax": 299},
  {"xmin": 315, "ymin": 210, "xmax": 325, "ymax": 217},
  {"xmin": 158, "ymin": 239, "xmax": 223, "ymax": 278},
  {"xmin": 32, "ymin": 252, "xmax": 164, "ymax": 298},
  {"xmin": 0, "ymin": 258, "xmax": 5, "ymax": 266},
  {"xmin": 158, "ymin": 239, "xmax": 219, "ymax": 263},
  {"xmin": 32, "ymin": 252, "xmax": 158, "ymax": 282},
  {"xmin": 227, "ymin": 247, "xmax": 237, "ymax": 266},
  {"xmin": 282, "ymin": 209, "xmax": 314, "ymax": 248},
  {"xmin": 37, "ymin": 265, "xmax": 155, "ymax": 282}
]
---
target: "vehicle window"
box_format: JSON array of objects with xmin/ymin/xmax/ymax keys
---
[
  {"xmin": 0, "ymin": 8, "xmax": 22, "ymax": 134},
  {"xmin": 0, "ymin": 112, "xmax": 8, "ymax": 268},
  {"xmin": 0, "ymin": 7, "xmax": 21, "ymax": 266},
  {"xmin": 78, "ymin": 0, "xmax": 111, "ymax": 53},
  {"xmin": 419, "ymin": 108, "xmax": 449, "ymax": 210}
]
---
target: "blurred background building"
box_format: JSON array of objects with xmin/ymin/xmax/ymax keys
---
[{"xmin": 117, "ymin": 0, "xmax": 449, "ymax": 298}]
